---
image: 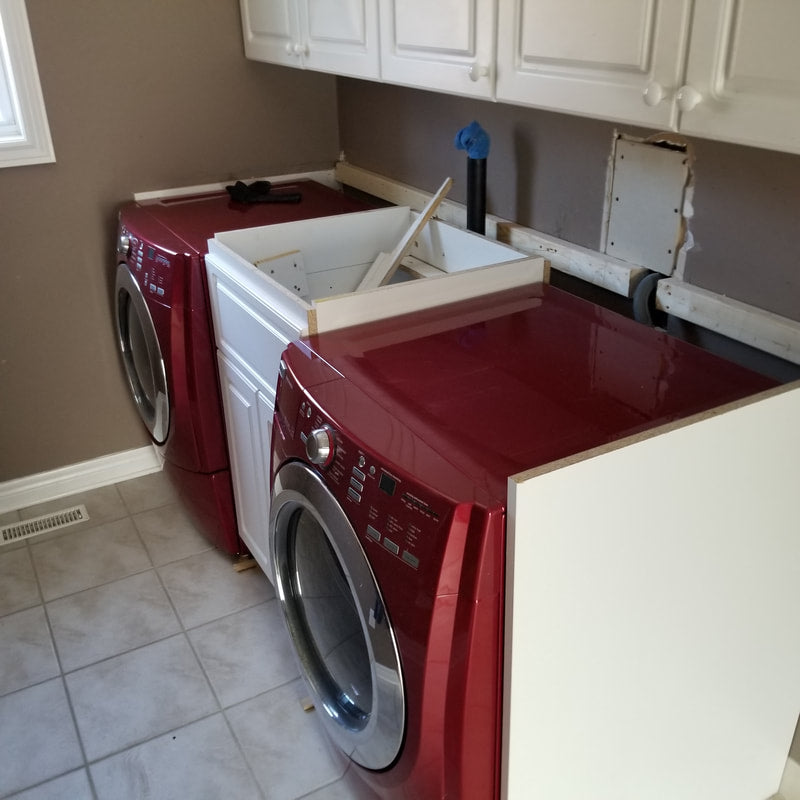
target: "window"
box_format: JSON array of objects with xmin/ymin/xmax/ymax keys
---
[{"xmin": 0, "ymin": 0, "xmax": 54, "ymax": 167}]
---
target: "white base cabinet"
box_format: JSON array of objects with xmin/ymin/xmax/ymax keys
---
[{"xmin": 206, "ymin": 203, "xmax": 544, "ymax": 578}]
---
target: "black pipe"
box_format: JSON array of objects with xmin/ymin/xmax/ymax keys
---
[{"xmin": 467, "ymin": 157, "xmax": 486, "ymax": 235}]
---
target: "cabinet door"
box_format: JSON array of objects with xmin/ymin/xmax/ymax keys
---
[
  {"xmin": 240, "ymin": 0, "xmax": 301, "ymax": 67},
  {"xmin": 217, "ymin": 353, "xmax": 272, "ymax": 574},
  {"xmin": 496, "ymin": 0, "xmax": 692, "ymax": 128},
  {"xmin": 241, "ymin": 0, "xmax": 378, "ymax": 78},
  {"xmin": 298, "ymin": 0, "xmax": 379, "ymax": 79},
  {"xmin": 379, "ymin": 0, "xmax": 495, "ymax": 98},
  {"xmin": 678, "ymin": 0, "xmax": 800, "ymax": 154}
]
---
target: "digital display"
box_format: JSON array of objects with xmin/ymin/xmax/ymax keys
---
[{"xmin": 379, "ymin": 473, "xmax": 396, "ymax": 496}]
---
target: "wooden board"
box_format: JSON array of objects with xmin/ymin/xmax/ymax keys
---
[
  {"xmin": 657, "ymin": 278, "xmax": 800, "ymax": 366},
  {"xmin": 307, "ymin": 256, "xmax": 547, "ymax": 335},
  {"xmin": 357, "ymin": 177, "xmax": 452, "ymax": 290},
  {"xmin": 504, "ymin": 383, "xmax": 800, "ymax": 800}
]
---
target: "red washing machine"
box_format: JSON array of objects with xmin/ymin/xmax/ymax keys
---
[
  {"xmin": 114, "ymin": 179, "xmax": 373, "ymax": 553},
  {"xmin": 268, "ymin": 283, "xmax": 776, "ymax": 799}
]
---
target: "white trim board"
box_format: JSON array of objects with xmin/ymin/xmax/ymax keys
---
[
  {"xmin": 133, "ymin": 169, "xmax": 338, "ymax": 202},
  {"xmin": 0, "ymin": 445, "xmax": 162, "ymax": 514},
  {"xmin": 657, "ymin": 278, "xmax": 800, "ymax": 366}
]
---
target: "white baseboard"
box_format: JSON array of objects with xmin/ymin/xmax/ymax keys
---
[
  {"xmin": 0, "ymin": 446, "xmax": 162, "ymax": 514},
  {"xmin": 780, "ymin": 758, "xmax": 800, "ymax": 800}
]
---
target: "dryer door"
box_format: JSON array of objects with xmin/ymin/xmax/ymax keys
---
[
  {"xmin": 271, "ymin": 460, "xmax": 405, "ymax": 770},
  {"xmin": 115, "ymin": 264, "xmax": 169, "ymax": 444}
]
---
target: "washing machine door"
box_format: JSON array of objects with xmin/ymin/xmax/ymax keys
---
[
  {"xmin": 115, "ymin": 264, "xmax": 169, "ymax": 444},
  {"xmin": 271, "ymin": 460, "xmax": 405, "ymax": 770}
]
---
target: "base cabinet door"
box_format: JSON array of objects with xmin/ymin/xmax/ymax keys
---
[{"xmin": 217, "ymin": 352, "xmax": 272, "ymax": 572}]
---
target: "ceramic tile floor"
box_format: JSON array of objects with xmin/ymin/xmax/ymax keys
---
[{"xmin": 0, "ymin": 471, "xmax": 368, "ymax": 800}]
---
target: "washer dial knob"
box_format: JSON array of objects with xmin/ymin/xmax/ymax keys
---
[{"xmin": 306, "ymin": 426, "xmax": 335, "ymax": 467}]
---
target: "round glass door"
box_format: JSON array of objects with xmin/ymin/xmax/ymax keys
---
[
  {"xmin": 115, "ymin": 264, "xmax": 169, "ymax": 444},
  {"xmin": 270, "ymin": 461, "xmax": 405, "ymax": 770}
]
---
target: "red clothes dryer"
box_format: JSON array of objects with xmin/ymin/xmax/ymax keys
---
[
  {"xmin": 114, "ymin": 179, "xmax": 372, "ymax": 553},
  {"xmin": 268, "ymin": 283, "xmax": 776, "ymax": 799}
]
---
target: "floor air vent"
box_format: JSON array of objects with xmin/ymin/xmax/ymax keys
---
[{"xmin": 1, "ymin": 505, "xmax": 90, "ymax": 545}]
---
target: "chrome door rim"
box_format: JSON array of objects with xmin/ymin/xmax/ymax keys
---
[
  {"xmin": 270, "ymin": 460, "xmax": 405, "ymax": 770},
  {"xmin": 115, "ymin": 263, "xmax": 169, "ymax": 444}
]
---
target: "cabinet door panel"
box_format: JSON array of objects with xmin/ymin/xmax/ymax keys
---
[
  {"xmin": 680, "ymin": 0, "xmax": 800, "ymax": 154},
  {"xmin": 521, "ymin": 0, "xmax": 651, "ymax": 70},
  {"xmin": 497, "ymin": 0, "xmax": 691, "ymax": 128},
  {"xmin": 394, "ymin": 0, "xmax": 472, "ymax": 54},
  {"xmin": 379, "ymin": 0, "xmax": 495, "ymax": 98},
  {"xmin": 217, "ymin": 354, "xmax": 271, "ymax": 573},
  {"xmin": 300, "ymin": 0, "xmax": 379, "ymax": 78},
  {"xmin": 241, "ymin": 0, "xmax": 299, "ymax": 66}
]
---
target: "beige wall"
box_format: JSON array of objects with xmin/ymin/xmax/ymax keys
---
[{"xmin": 0, "ymin": 0, "xmax": 340, "ymax": 481}]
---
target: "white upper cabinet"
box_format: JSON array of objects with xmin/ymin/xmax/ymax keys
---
[
  {"xmin": 378, "ymin": 0, "xmax": 496, "ymax": 98},
  {"xmin": 241, "ymin": 0, "xmax": 379, "ymax": 80},
  {"xmin": 496, "ymin": 0, "xmax": 693, "ymax": 129},
  {"xmin": 678, "ymin": 0, "xmax": 800, "ymax": 154},
  {"xmin": 496, "ymin": 0, "xmax": 800, "ymax": 155}
]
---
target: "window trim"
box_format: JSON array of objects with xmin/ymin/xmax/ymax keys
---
[{"xmin": 0, "ymin": 0, "xmax": 54, "ymax": 168}]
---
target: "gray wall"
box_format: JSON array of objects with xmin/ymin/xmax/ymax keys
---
[{"xmin": 0, "ymin": 0, "xmax": 340, "ymax": 481}]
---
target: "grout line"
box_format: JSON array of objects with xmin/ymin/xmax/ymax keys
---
[{"xmin": 26, "ymin": 517, "xmax": 98, "ymax": 799}]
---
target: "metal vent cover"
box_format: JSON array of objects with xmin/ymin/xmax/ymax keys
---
[{"xmin": 1, "ymin": 504, "xmax": 89, "ymax": 545}]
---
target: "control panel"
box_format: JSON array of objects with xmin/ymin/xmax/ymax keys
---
[
  {"xmin": 295, "ymin": 397, "xmax": 447, "ymax": 573},
  {"xmin": 119, "ymin": 225, "xmax": 175, "ymax": 303}
]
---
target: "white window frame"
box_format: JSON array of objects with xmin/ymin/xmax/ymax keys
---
[{"xmin": 0, "ymin": 0, "xmax": 54, "ymax": 168}]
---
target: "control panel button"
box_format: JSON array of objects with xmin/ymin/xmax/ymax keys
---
[
  {"xmin": 383, "ymin": 538, "xmax": 400, "ymax": 555},
  {"xmin": 366, "ymin": 525, "xmax": 381, "ymax": 542},
  {"xmin": 402, "ymin": 551, "xmax": 420, "ymax": 569},
  {"xmin": 347, "ymin": 487, "xmax": 361, "ymax": 503}
]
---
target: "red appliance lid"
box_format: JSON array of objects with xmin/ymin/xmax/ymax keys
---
[
  {"xmin": 295, "ymin": 283, "xmax": 777, "ymax": 502},
  {"xmin": 133, "ymin": 179, "xmax": 377, "ymax": 254}
]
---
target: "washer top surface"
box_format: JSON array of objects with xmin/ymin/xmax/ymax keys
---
[
  {"xmin": 292, "ymin": 283, "xmax": 777, "ymax": 504},
  {"xmin": 133, "ymin": 179, "xmax": 375, "ymax": 254}
]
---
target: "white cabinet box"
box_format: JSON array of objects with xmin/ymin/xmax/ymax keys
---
[
  {"xmin": 504, "ymin": 382, "xmax": 800, "ymax": 800},
  {"xmin": 206, "ymin": 205, "xmax": 545, "ymax": 574}
]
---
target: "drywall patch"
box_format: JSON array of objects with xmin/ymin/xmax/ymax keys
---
[{"xmin": 601, "ymin": 133, "xmax": 693, "ymax": 276}]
